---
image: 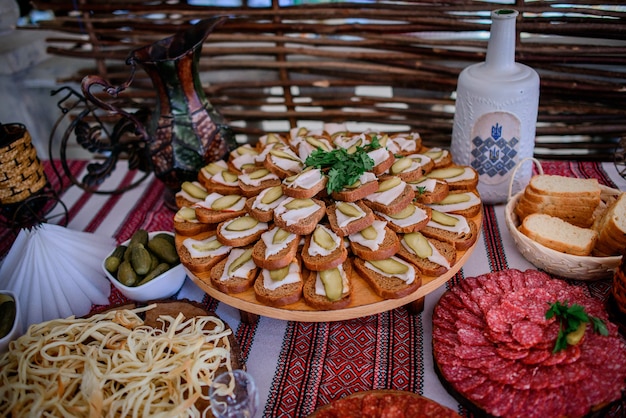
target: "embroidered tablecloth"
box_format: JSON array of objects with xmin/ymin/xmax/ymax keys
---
[{"xmin": 1, "ymin": 160, "xmax": 624, "ymax": 417}]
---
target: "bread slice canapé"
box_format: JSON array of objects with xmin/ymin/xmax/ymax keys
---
[
  {"xmin": 352, "ymin": 255, "xmax": 421, "ymax": 299},
  {"xmin": 253, "ymin": 258, "xmax": 304, "ymax": 307},
  {"xmin": 209, "ymin": 247, "xmax": 259, "ymax": 294},
  {"xmin": 303, "ymin": 259, "xmax": 353, "ymax": 310}
]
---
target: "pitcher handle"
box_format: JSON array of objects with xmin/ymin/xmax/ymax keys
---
[{"xmin": 80, "ymin": 62, "xmax": 149, "ymax": 142}]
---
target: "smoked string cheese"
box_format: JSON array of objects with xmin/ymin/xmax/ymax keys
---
[{"xmin": 0, "ymin": 305, "xmax": 234, "ymax": 417}]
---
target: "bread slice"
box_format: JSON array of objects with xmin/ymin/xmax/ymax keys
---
[
  {"xmin": 198, "ymin": 169, "xmax": 243, "ymax": 195},
  {"xmin": 426, "ymin": 166, "xmax": 478, "ymax": 191},
  {"xmin": 330, "ymin": 172, "xmax": 379, "ymax": 202},
  {"xmin": 522, "ymin": 185, "xmax": 600, "ymax": 207},
  {"xmin": 514, "ymin": 194, "xmax": 596, "ymax": 228},
  {"xmin": 396, "ymin": 232, "xmax": 456, "ymax": 276},
  {"xmin": 227, "ymin": 144, "xmax": 261, "ymax": 173},
  {"xmin": 237, "ymin": 168, "xmax": 281, "ymax": 197},
  {"xmin": 253, "ymin": 259, "xmax": 304, "ymax": 307},
  {"xmin": 420, "ymin": 211, "xmax": 478, "ymax": 250},
  {"xmin": 519, "ymin": 213, "xmax": 598, "ymax": 256},
  {"xmin": 175, "ymin": 181, "xmax": 209, "ymax": 209},
  {"xmin": 348, "ymin": 220, "xmax": 400, "ymax": 261},
  {"xmin": 194, "ymin": 193, "xmax": 248, "ymax": 224},
  {"xmin": 326, "ymin": 200, "xmax": 375, "ymax": 237},
  {"xmin": 173, "ymin": 206, "xmax": 215, "ymax": 236},
  {"xmin": 303, "ymin": 259, "xmax": 353, "ymax": 310},
  {"xmin": 216, "ymin": 215, "xmax": 269, "ymax": 247},
  {"xmin": 362, "ymin": 180, "xmax": 415, "ymax": 216},
  {"xmin": 252, "ymin": 226, "xmax": 301, "ymax": 270},
  {"xmin": 178, "ymin": 231, "xmax": 232, "ymax": 274},
  {"xmin": 387, "ymin": 155, "xmax": 431, "ymax": 182},
  {"xmin": 374, "ymin": 203, "xmax": 431, "ymax": 234},
  {"xmin": 592, "ymin": 192, "xmax": 626, "ymax": 256},
  {"xmin": 273, "ymin": 197, "xmax": 327, "ymax": 235},
  {"xmin": 352, "ymin": 256, "xmax": 421, "ymax": 299},
  {"xmin": 368, "ymin": 148, "xmax": 396, "ymax": 176},
  {"xmin": 263, "ymin": 146, "xmax": 305, "ymax": 179},
  {"xmin": 281, "ymin": 168, "xmax": 328, "ymax": 199},
  {"xmin": 209, "ymin": 247, "xmax": 259, "ymax": 294},
  {"xmin": 528, "ymin": 174, "xmax": 601, "ymax": 198},
  {"xmin": 420, "ymin": 147, "xmax": 453, "ymax": 168},
  {"xmin": 301, "ymin": 224, "xmax": 348, "ymax": 271},
  {"xmin": 388, "ymin": 132, "xmax": 422, "ymax": 156},
  {"xmin": 245, "ymin": 185, "xmax": 286, "ymax": 223},
  {"xmin": 409, "ymin": 177, "xmax": 449, "ymax": 204},
  {"xmin": 428, "ymin": 190, "xmax": 482, "ymax": 218}
]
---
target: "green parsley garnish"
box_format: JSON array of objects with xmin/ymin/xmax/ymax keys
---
[
  {"xmin": 545, "ymin": 301, "xmax": 608, "ymax": 353},
  {"xmin": 305, "ymin": 136, "xmax": 381, "ymax": 194}
]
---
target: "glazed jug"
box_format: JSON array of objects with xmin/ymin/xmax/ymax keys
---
[{"xmin": 81, "ymin": 16, "xmax": 236, "ymax": 199}]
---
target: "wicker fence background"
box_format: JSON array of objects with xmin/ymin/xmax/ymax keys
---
[{"xmin": 29, "ymin": 0, "xmax": 626, "ymax": 161}]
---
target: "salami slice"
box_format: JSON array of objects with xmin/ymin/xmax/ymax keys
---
[
  {"xmin": 510, "ymin": 320, "xmax": 545, "ymax": 348},
  {"xmin": 456, "ymin": 327, "xmax": 490, "ymax": 347}
]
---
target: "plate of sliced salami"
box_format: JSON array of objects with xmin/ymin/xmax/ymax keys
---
[{"xmin": 432, "ymin": 268, "xmax": 626, "ymax": 418}]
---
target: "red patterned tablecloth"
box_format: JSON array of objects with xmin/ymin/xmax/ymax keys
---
[{"xmin": 1, "ymin": 160, "xmax": 625, "ymax": 417}]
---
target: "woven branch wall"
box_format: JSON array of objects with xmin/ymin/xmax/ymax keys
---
[{"xmin": 31, "ymin": 0, "xmax": 626, "ymax": 161}]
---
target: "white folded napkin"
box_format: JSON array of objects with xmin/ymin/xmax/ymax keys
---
[{"xmin": 0, "ymin": 223, "xmax": 114, "ymax": 332}]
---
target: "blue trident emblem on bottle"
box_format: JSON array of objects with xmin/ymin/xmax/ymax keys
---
[{"xmin": 489, "ymin": 123, "xmax": 503, "ymax": 162}]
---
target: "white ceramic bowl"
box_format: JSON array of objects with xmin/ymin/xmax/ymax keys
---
[
  {"xmin": 102, "ymin": 231, "xmax": 186, "ymax": 302},
  {"xmin": 0, "ymin": 290, "xmax": 22, "ymax": 353}
]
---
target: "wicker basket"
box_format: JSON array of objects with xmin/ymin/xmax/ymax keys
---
[
  {"xmin": 0, "ymin": 124, "xmax": 47, "ymax": 206},
  {"xmin": 505, "ymin": 190, "xmax": 622, "ymax": 281}
]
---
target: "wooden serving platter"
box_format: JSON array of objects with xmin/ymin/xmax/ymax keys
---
[{"xmin": 183, "ymin": 211, "xmax": 481, "ymax": 322}]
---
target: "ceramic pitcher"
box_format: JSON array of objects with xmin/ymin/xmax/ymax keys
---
[{"xmin": 81, "ymin": 16, "xmax": 236, "ymax": 195}]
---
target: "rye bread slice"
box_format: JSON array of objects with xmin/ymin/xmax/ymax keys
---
[
  {"xmin": 209, "ymin": 247, "xmax": 259, "ymax": 294},
  {"xmin": 238, "ymin": 177, "xmax": 282, "ymax": 198},
  {"xmin": 396, "ymin": 234, "xmax": 456, "ymax": 276},
  {"xmin": 216, "ymin": 216, "xmax": 269, "ymax": 247},
  {"xmin": 352, "ymin": 256, "xmax": 421, "ymax": 299},
  {"xmin": 349, "ymin": 224, "xmax": 400, "ymax": 261},
  {"xmin": 427, "ymin": 166, "xmax": 478, "ymax": 191},
  {"xmin": 375, "ymin": 203, "xmax": 432, "ymax": 234},
  {"xmin": 251, "ymin": 227, "xmax": 300, "ymax": 270},
  {"xmin": 410, "ymin": 178, "xmax": 449, "ymax": 205},
  {"xmin": 428, "ymin": 190, "xmax": 482, "ymax": 219},
  {"xmin": 302, "ymin": 259, "xmax": 353, "ymax": 310},
  {"xmin": 194, "ymin": 194, "xmax": 248, "ymax": 224},
  {"xmin": 420, "ymin": 215, "xmax": 478, "ymax": 251},
  {"xmin": 330, "ymin": 179, "xmax": 379, "ymax": 203},
  {"xmin": 178, "ymin": 232, "xmax": 231, "ymax": 275},
  {"xmin": 253, "ymin": 261, "xmax": 304, "ymax": 307},
  {"xmin": 301, "ymin": 226, "xmax": 348, "ymax": 271},
  {"xmin": 273, "ymin": 197, "xmax": 327, "ymax": 235},
  {"xmin": 173, "ymin": 219, "xmax": 215, "ymax": 236},
  {"xmin": 362, "ymin": 183, "xmax": 415, "ymax": 216},
  {"xmin": 326, "ymin": 200, "xmax": 375, "ymax": 237}
]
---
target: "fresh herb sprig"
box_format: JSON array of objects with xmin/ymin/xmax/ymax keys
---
[
  {"xmin": 305, "ymin": 137, "xmax": 381, "ymax": 194},
  {"xmin": 545, "ymin": 301, "xmax": 608, "ymax": 353}
]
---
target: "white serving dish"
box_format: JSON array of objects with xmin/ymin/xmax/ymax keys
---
[
  {"xmin": 0, "ymin": 290, "xmax": 22, "ymax": 353},
  {"xmin": 102, "ymin": 231, "xmax": 186, "ymax": 302}
]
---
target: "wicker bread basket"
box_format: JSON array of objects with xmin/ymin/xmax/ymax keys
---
[{"xmin": 504, "ymin": 158, "xmax": 622, "ymax": 281}]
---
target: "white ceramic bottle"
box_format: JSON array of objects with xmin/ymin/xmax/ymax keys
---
[{"xmin": 450, "ymin": 9, "xmax": 540, "ymax": 204}]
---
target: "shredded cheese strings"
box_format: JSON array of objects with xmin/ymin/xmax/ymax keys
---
[{"xmin": 0, "ymin": 304, "xmax": 233, "ymax": 417}]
